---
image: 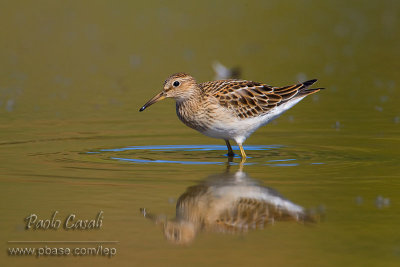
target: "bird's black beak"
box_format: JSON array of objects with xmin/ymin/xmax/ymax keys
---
[{"xmin": 139, "ymin": 91, "xmax": 166, "ymax": 112}]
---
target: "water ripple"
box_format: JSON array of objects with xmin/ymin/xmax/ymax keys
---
[
  {"xmin": 86, "ymin": 144, "xmax": 325, "ymax": 166},
  {"xmin": 111, "ymin": 157, "xmax": 226, "ymax": 165},
  {"xmin": 99, "ymin": 144, "xmax": 280, "ymax": 152}
]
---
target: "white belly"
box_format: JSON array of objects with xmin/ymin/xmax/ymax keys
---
[{"xmin": 202, "ymin": 96, "xmax": 306, "ymax": 144}]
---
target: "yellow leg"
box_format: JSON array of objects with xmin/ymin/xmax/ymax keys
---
[
  {"xmin": 225, "ymin": 140, "xmax": 235, "ymax": 157},
  {"xmin": 239, "ymin": 161, "xmax": 244, "ymax": 172},
  {"xmin": 238, "ymin": 143, "xmax": 247, "ymax": 162}
]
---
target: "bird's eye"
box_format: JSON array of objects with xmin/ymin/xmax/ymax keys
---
[{"xmin": 173, "ymin": 81, "xmax": 180, "ymax": 87}]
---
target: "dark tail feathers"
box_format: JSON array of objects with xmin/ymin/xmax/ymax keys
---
[{"xmin": 299, "ymin": 79, "xmax": 324, "ymax": 96}]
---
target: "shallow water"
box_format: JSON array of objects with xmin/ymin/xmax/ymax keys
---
[{"xmin": 1, "ymin": 1, "xmax": 400, "ymax": 266}]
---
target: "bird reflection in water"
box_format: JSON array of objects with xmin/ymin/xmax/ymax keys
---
[{"xmin": 140, "ymin": 167, "xmax": 318, "ymax": 244}]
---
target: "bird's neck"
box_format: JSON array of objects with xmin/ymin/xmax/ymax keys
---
[
  {"xmin": 175, "ymin": 90, "xmax": 208, "ymax": 131},
  {"xmin": 174, "ymin": 84, "xmax": 202, "ymax": 102},
  {"xmin": 175, "ymin": 95, "xmax": 201, "ymax": 116}
]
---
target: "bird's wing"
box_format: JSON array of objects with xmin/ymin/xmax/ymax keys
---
[
  {"xmin": 214, "ymin": 197, "xmax": 308, "ymax": 233},
  {"xmin": 201, "ymin": 79, "xmax": 320, "ymax": 119}
]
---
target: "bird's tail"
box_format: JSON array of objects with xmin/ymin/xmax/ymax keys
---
[{"xmin": 297, "ymin": 79, "xmax": 325, "ymax": 96}]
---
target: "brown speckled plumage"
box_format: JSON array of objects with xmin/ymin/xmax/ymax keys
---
[
  {"xmin": 139, "ymin": 73, "xmax": 323, "ymax": 160},
  {"xmin": 140, "ymin": 170, "xmax": 317, "ymax": 244},
  {"xmin": 199, "ymin": 79, "xmax": 320, "ymax": 119}
]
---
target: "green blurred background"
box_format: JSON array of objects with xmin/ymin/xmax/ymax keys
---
[{"xmin": 1, "ymin": 0, "xmax": 398, "ymax": 121}]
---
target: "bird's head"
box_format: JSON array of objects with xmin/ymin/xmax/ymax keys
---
[
  {"xmin": 162, "ymin": 220, "xmax": 197, "ymax": 245},
  {"xmin": 139, "ymin": 73, "xmax": 197, "ymax": 112}
]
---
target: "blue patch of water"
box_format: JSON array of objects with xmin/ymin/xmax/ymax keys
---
[
  {"xmin": 111, "ymin": 157, "xmax": 225, "ymax": 165},
  {"xmin": 266, "ymin": 159, "xmax": 296, "ymax": 162},
  {"xmin": 86, "ymin": 144, "xmax": 323, "ymax": 166},
  {"xmin": 264, "ymin": 158, "xmax": 299, "ymax": 167},
  {"xmin": 99, "ymin": 144, "xmax": 281, "ymax": 152},
  {"xmin": 265, "ymin": 163, "xmax": 299, "ymax": 167}
]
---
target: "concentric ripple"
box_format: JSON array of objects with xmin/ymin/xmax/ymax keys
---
[{"xmin": 87, "ymin": 144, "xmax": 325, "ymax": 166}]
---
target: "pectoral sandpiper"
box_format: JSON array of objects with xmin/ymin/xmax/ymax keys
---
[
  {"xmin": 139, "ymin": 73, "xmax": 323, "ymax": 161},
  {"xmin": 141, "ymin": 170, "xmax": 315, "ymax": 244}
]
